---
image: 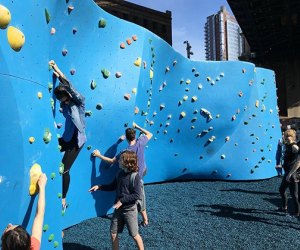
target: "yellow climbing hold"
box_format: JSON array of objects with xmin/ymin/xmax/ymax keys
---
[
  {"xmin": 0, "ymin": 5, "xmax": 11, "ymax": 29},
  {"xmin": 29, "ymin": 137, "xmax": 35, "ymax": 144},
  {"xmin": 7, "ymin": 26, "xmax": 25, "ymax": 51},
  {"xmin": 150, "ymin": 69, "xmax": 154, "ymax": 79},
  {"xmin": 29, "ymin": 163, "xmax": 42, "ymax": 196},
  {"xmin": 37, "ymin": 92, "xmax": 43, "ymax": 99},
  {"xmin": 134, "ymin": 57, "xmax": 141, "ymax": 67},
  {"xmin": 255, "ymin": 100, "xmax": 259, "ymax": 108},
  {"xmin": 132, "ymin": 88, "xmax": 137, "ymax": 94}
]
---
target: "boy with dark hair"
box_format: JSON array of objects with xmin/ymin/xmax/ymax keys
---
[
  {"xmin": 89, "ymin": 151, "xmax": 144, "ymax": 250},
  {"xmin": 92, "ymin": 122, "xmax": 152, "ymax": 226},
  {"xmin": 1, "ymin": 173, "xmax": 47, "ymax": 250}
]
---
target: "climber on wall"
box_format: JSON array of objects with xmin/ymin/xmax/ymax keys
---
[
  {"xmin": 92, "ymin": 122, "xmax": 152, "ymax": 227},
  {"xmin": 49, "ymin": 60, "xmax": 87, "ymax": 214}
]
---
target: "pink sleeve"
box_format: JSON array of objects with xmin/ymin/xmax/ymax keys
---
[{"xmin": 30, "ymin": 236, "xmax": 40, "ymax": 250}]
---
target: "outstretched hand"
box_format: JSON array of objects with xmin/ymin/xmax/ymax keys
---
[
  {"xmin": 38, "ymin": 173, "xmax": 47, "ymax": 189},
  {"xmin": 92, "ymin": 149, "xmax": 101, "ymax": 158},
  {"xmin": 89, "ymin": 185, "xmax": 100, "ymax": 192}
]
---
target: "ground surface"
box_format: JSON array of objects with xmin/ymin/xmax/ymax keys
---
[{"xmin": 63, "ymin": 177, "xmax": 300, "ymax": 250}]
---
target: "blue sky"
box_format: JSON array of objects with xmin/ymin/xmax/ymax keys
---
[{"xmin": 127, "ymin": 0, "xmax": 233, "ymax": 61}]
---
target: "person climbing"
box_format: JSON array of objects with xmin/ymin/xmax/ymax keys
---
[
  {"xmin": 1, "ymin": 173, "xmax": 47, "ymax": 250},
  {"xmin": 92, "ymin": 122, "xmax": 152, "ymax": 226},
  {"xmin": 278, "ymin": 129, "xmax": 300, "ymax": 216},
  {"xmin": 49, "ymin": 60, "xmax": 87, "ymax": 214},
  {"xmin": 89, "ymin": 151, "xmax": 144, "ymax": 250}
]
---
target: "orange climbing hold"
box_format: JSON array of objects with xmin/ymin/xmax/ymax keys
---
[
  {"xmin": 120, "ymin": 42, "xmax": 126, "ymax": 49},
  {"xmin": 126, "ymin": 38, "xmax": 132, "ymax": 45},
  {"xmin": 132, "ymin": 35, "xmax": 138, "ymax": 41}
]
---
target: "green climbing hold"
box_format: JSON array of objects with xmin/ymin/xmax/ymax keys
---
[
  {"xmin": 96, "ymin": 103, "xmax": 103, "ymax": 110},
  {"xmin": 43, "ymin": 224, "xmax": 49, "ymax": 232},
  {"xmin": 85, "ymin": 111, "xmax": 92, "ymax": 117},
  {"xmin": 87, "ymin": 145, "xmax": 92, "ymax": 150},
  {"xmin": 48, "ymin": 83, "xmax": 53, "ymax": 92},
  {"xmin": 48, "ymin": 234, "xmax": 54, "ymax": 242},
  {"xmin": 101, "ymin": 69, "xmax": 110, "ymax": 79},
  {"xmin": 58, "ymin": 193, "xmax": 62, "ymax": 198},
  {"xmin": 53, "ymin": 241, "xmax": 59, "ymax": 248},
  {"xmin": 43, "ymin": 128, "xmax": 52, "ymax": 144},
  {"xmin": 59, "ymin": 163, "xmax": 64, "ymax": 175},
  {"xmin": 50, "ymin": 172, "xmax": 56, "ymax": 180},
  {"xmin": 45, "ymin": 9, "xmax": 51, "ymax": 24},
  {"xmin": 98, "ymin": 18, "xmax": 106, "ymax": 28}
]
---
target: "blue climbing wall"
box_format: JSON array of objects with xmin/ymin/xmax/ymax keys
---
[{"xmin": 0, "ymin": 0, "xmax": 281, "ymax": 243}]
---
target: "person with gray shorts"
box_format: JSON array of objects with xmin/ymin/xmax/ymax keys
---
[{"xmin": 89, "ymin": 151, "xmax": 144, "ymax": 250}]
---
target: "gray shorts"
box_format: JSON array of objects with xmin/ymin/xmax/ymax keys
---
[{"xmin": 110, "ymin": 205, "xmax": 139, "ymax": 237}]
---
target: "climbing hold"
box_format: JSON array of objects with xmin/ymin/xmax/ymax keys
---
[
  {"xmin": 191, "ymin": 126, "xmax": 195, "ymax": 130},
  {"xmin": 124, "ymin": 93, "xmax": 131, "ymax": 100},
  {"xmin": 68, "ymin": 5, "xmax": 74, "ymax": 14},
  {"xmin": 149, "ymin": 120, "xmax": 154, "ymax": 126},
  {"xmin": 198, "ymin": 84, "xmax": 203, "ymax": 90},
  {"xmin": 150, "ymin": 69, "xmax": 154, "ymax": 79},
  {"xmin": 45, "ymin": 9, "xmax": 51, "ymax": 24},
  {"xmin": 101, "ymin": 68, "xmax": 110, "ymax": 78},
  {"xmin": 225, "ymin": 136, "xmax": 230, "ymax": 142},
  {"xmin": 208, "ymin": 136, "xmax": 216, "ymax": 142},
  {"xmin": 244, "ymin": 121, "xmax": 249, "ymax": 125},
  {"xmin": 96, "ymin": 103, "xmax": 103, "ymax": 110},
  {"xmin": 193, "ymin": 110, "xmax": 198, "ymax": 114},
  {"xmin": 238, "ymin": 91, "xmax": 243, "ymax": 97},
  {"xmin": 70, "ymin": 69, "xmax": 76, "ymax": 75},
  {"xmin": 191, "ymin": 96, "xmax": 197, "ymax": 102},
  {"xmin": 208, "ymin": 126, "xmax": 213, "ymax": 131},
  {"xmin": 48, "ymin": 83, "xmax": 53, "ymax": 92},
  {"xmin": 170, "ymin": 138, "xmax": 174, "ymax": 143},
  {"xmin": 134, "ymin": 57, "xmax": 141, "ymax": 67},
  {"xmin": 226, "ymin": 174, "xmax": 231, "ymax": 178},
  {"xmin": 48, "ymin": 234, "xmax": 55, "ymax": 242},
  {"xmin": 192, "ymin": 68, "xmax": 196, "ymax": 72},
  {"xmin": 29, "ymin": 137, "xmax": 35, "ymax": 144},
  {"xmin": 186, "ymin": 79, "xmax": 191, "ymax": 85},
  {"xmin": 62, "ymin": 49, "xmax": 68, "ymax": 56},
  {"xmin": 174, "ymin": 153, "xmax": 178, "ymax": 156},
  {"xmin": 232, "ymin": 115, "xmax": 236, "ymax": 121},
  {"xmin": 242, "ymin": 68, "xmax": 246, "ymax": 73},
  {"xmin": 29, "ymin": 163, "xmax": 42, "ymax": 196},
  {"xmin": 185, "ymin": 88, "xmax": 189, "ymax": 92},
  {"xmin": 160, "ymin": 104, "xmax": 165, "ymax": 110},
  {"xmin": 50, "ymin": 172, "xmax": 56, "ymax": 180},
  {"xmin": 191, "ymin": 117, "xmax": 197, "ymax": 123},
  {"xmin": 132, "ymin": 35, "xmax": 138, "ymax": 41},
  {"xmin": 220, "ymin": 72, "xmax": 224, "ymax": 77},
  {"xmin": 250, "ymin": 169, "xmax": 254, "ymax": 174},
  {"xmin": 165, "ymin": 122, "xmax": 170, "ymax": 127},
  {"xmin": 234, "ymin": 143, "xmax": 238, "ymax": 146},
  {"xmin": 153, "ymin": 111, "xmax": 157, "ymax": 117},
  {"xmin": 199, "ymin": 156, "xmax": 203, "ymax": 159},
  {"xmin": 210, "ymin": 81, "xmax": 215, "ymax": 86},
  {"xmin": 59, "ymin": 163, "xmax": 64, "ymax": 175},
  {"xmin": 143, "ymin": 61, "xmax": 147, "ymax": 69},
  {"xmin": 180, "ymin": 112, "xmax": 186, "ymax": 119},
  {"xmin": 141, "ymin": 111, "xmax": 148, "ymax": 116},
  {"xmin": 0, "ymin": 5, "xmax": 11, "ymax": 29},
  {"xmin": 43, "ymin": 128, "xmax": 52, "ymax": 144},
  {"xmin": 120, "ymin": 42, "xmax": 125, "ymax": 49},
  {"xmin": 126, "ymin": 38, "xmax": 132, "ymax": 45},
  {"xmin": 115, "ymin": 72, "xmax": 122, "ymax": 78},
  {"xmin": 98, "ymin": 18, "xmax": 106, "ymax": 28},
  {"xmin": 183, "ymin": 95, "xmax": 188, "ymax": 101},
  {"xmin": 220, "ymin": 154, "xmax": 226, "ymax": 159},
  {"xmin": 200, "ymin": 108, "xmax": 213, "ymax": 122},
  {"xmin": 7, "ymin": 26, "xmax": 25, "ymax": 51},
  {"xmin": 43, "ymin": 224, "xmax": 49, "ymax": 232},
  {"xmin": 215, "ymin": 77, "xmax": 220, "ymax": 81},
  {"xmin": 50, "ymin": 27, "xmax": 56, "ymax": 35},
  {"xmin": 50, "ymin": 98, "xmax": 54, "ymax": 109},
  {"xmin": 165, "ymin": 66, "xmax": 170, "ymax": 73},
  {"xmin": 163, "ymin": 130, "xmax": 167, "ymax": 134},
  {"xmin": 173, "ymin": 60, "xmax": 177, "ymax": 66},
  {"xmin": 86, "ymin": 145, "xmax": 92, "ymax": 150},
  {"xmin": 206, "ymin": 76, "xmax": 211, "ymax": 82},
  {"xmin": 132, "ymin": 88, "xmax": 137, "ymax": 94},
  {"xmin": 54, "ymin": 241, "xmax": 59, "ymax": 248},
  {"xmin": 180, "ymin": 79, "xmax": 184, "ymax": 84},
  {"xmin": 56, "ymin": 123, "xmax": 62, "ymax": 129},
  {"xmin": 85, "ymin": 110, "xmax": 92, "ymax": 117},
  {"xmin": 90, "ymin": 80, "xmax": 97, "ymax": 90},
  {"xmin": 194, "ymin": 72, "xmax": 200, "ymax": 77},
  {"xmin": 216, "ymin": 114, "xmax": 220, "ymax": 118}
]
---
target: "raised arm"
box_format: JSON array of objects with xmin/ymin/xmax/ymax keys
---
[
  {"xmin": 92, "ymin": 149, "xmax": 116, "ymax": 165},
  {"xmin": 133, "ymin": 122, "xmax": 153, "ymax": 140},
  {"xmin": 49, "ymin": 60, "xmax": 85, "ymax": 105},
  {"xmin": 31, "ymin": 173, "xmax": 47, "ymax": 242}
]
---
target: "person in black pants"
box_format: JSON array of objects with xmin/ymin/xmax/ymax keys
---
[
  {"xmin": 278, "ymin": 129, "xmax": 299, "ymax": 216},
  {"xmin": 49, "ymin": 60, "xmax": 87, "ymax": 214}
]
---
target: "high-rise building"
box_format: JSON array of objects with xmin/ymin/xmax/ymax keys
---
[{"xmin": 205, "ymin": 6, "xmax": 249, "ymax": 61}]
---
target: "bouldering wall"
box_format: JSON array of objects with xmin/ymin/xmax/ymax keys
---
[{"xmin": 0, "ymin": 0, "xmax": 281, "ymax": 240}]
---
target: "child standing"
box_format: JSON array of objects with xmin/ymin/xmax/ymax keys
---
[{"xmin": 89, "ymin": 151, "xmax": 144, "ymax": 250}]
